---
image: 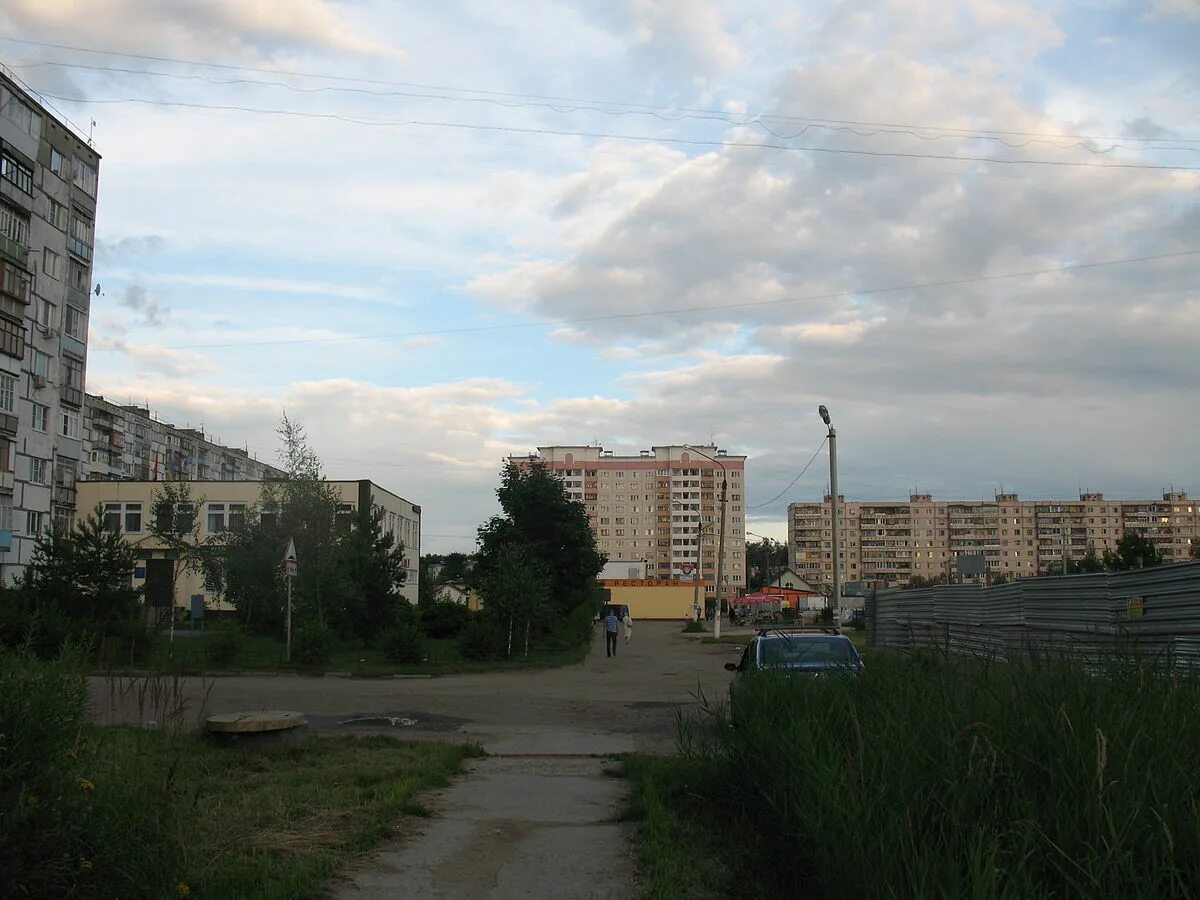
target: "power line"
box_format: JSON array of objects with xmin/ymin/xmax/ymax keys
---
[
  {"xmin": 4, "ymin": 35, "xmax": 1196, "ymax": 145},
  {"xmin": 747, "ymin": 438, "xmax": 828, "ymax": 509},
  {"xmin": 9, "ymin": 58, "xmax": 1198, "ymax": 155},
  {"xmin": 80, "ymin": 249, "xmax": 1200, "ymax": 352},
  {"xmin": 34, "ymin": 91, "xmax": 1200, "ymax": 172}
]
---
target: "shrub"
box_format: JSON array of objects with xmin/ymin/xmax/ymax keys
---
[
  {"xmin": 205, "ymin": 624, "xmax": 243, "ymax": 666},
  {"xmin": 0, "ymin": 645, "xmax": 180, "ymax": 897},
  {"xmin": 457, "ymin": 617, "xmax": 504, "ymax": 660},
  {"xmin": 420, "ymin": 600, "xmax": 471, "ymax": 639},
  {"xmin": 380, "ymin": 622, "xmax": 425, "ymax": 664},
  {"xmin": 291, "ymin": 621, "xmax": 334, "ymax": 666}
]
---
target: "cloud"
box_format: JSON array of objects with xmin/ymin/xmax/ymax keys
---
[
  {"xmin": 1, "ymin": 0, "xmax": 403, "ymax": 60},
  {"xmin": 1146, "ymin": 0, "xmax": 1200, "ymax": 21},
  {"xmin": 91, "ymin": 334, "xmax": 213, "ymax": 378},
  {"xmin": 116, "ymin": 284, "xmax": 169, "ymax": 326},
  {"xmin": 94, "ymin": 235, "xmax": 165, "ymax": 264},
  {"xmin": 402, "ymin": 335, "xmax": 443, "ymax": 349},
  {"xmin": 582, "ymin": 0, "xmax": 743, "ymax": 75}
]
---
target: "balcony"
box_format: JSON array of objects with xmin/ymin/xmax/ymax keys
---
[
  {"xmin": 0, "ymin": 234, "xmax": 27, "ymax": 267},
  {"xmin": 61, "ymin": 385, "xmax": 83, "ymax": 407},
  {"xmin": 0, "ymin": 529, "xmax": 10, "ymax": 551},
  {"xmin": 0, "ymin": 412, "xmax": 15, "ymax": 435}
]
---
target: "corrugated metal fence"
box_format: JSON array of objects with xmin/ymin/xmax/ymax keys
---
[{"xmin": 867, "ymin": 562, "xmax": 1200, "ymax": 666}]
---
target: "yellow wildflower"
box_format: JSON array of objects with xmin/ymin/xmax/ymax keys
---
[
  {"xmin": 177, "ymin": 883, "xmax": 191, "ymax": 896},
  {"xmin": 25, "ymin": 794, "xmax": 38, "ymax": 807},
  {"xmin": 77, "ymin": 777, "xmax": 95, "ymax": 792},
  {"xmin": 79, "ymin": 859, "xmax": 93, "ymax": 871},
  {"xmin": 65, "ymin": 747, "xmax": 78, "ymax": 759}
]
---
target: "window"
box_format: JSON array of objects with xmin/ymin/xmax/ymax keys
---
[
  {"xmin": 68, "ymin": 259, "xmax": 88, "ymax": 292},
  {"xmin": 26, "ymin": 510, "xmax": 43, "ymax": 535},
  {"xmin": 64, "ymin": 305, "xmax": 85, "ymax": 340},
  {"xmin": 124, "ymin": 503, "xmax": 142, "ymax": 533},
  {"xmin": 103, "ymin": 502, "xmax": 122, "ymax": 532},
  {"xmin": 29, "ymin": 457, "xmax": 48, "ymax": 485},
  {"xmin": 0, "ymin": 261, "xmax": 30, "ymax": 303},
  {"xmin": 31, "ymin": 402, "xmax": 48, "ymax": 432},
  {"xmin": 69, "ymin": 213, "xmax": 93, "ymax": 260},
  {"xmin": 50, "ymin": 149, "xmax": 66, "ymax": 177},
  {"xmin": 31, "ymin": 347, "xmax": 49, "ymax": 378},
  {"xmin": 228, "ymin": 503, "xmax": 246, "ymax": 530},
  {"xmin": 207, "ymin": 503, "xmax": 226, "ymax": 533},
  {"xmin": 61, "ymin": 355, "xmax": 83, "ymax": 390},
  {"xmin": 0, "ymin": 154, "xmax": 33, "ymax": 194},
  {"xmin": 0, "ymin": 204, "xmax": 29, "ymax": 247},
  {"xmin": 71, "ymin": 159, "xmax": 97, "ymax": 198},
  {"xmin": 0, "ymin": 374, "xmax": 12, "ymax": 412},
  {"xmin": 0, "ymin": 438, "xmax": 10, "ymax": 472},
  {"xmin": 45, "ymin": 198, "xmax": 67, "ymax": 231},
  {"xmin": 0, "ymin": 316, "xmax": 24, "ymax": 360},
  {"xmin": 42, "ymin": 248, "xmax": 62, "ymax": 279},
  {"xmin": 0, "ymin": 494, "xmax": 10, "ymax": 531},
  {"xmin": 60, "ymin": 408, "xmax": 79, "ymax": 439}
]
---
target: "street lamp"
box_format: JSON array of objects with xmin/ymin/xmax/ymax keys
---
[
  {"xmin": 684, "ymin": 445, "xmax": 728, "ymax": 639},
  {"xmin": 818, "ymin": 406, "xmax": 840, "ymax": 626}
]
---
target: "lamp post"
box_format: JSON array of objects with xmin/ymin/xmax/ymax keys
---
[
  {"xmin": 819, "ymin": 406, "xmax": 840, "ymax": 627},
  {"xmin": 685, "ymin": 445, "xmax": 727, "ymax": 639},
  {"xmin": 676, "ymin": 501, "xmax": 710, "ymax": 621}
]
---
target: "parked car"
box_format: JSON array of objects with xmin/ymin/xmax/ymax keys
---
[{"xmin": 724, "ymin": 627, "xmax": 863, "ymax": 712}]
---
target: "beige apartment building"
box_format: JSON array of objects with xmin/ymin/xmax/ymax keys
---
[
  {"xmin": 789, "ymin": 491, "xmax": 1199, "ymax": 591},
  {"xmin": 75, "ymin": 479, "xmax": 421, "ymax": 616},
  {"xmin": 510, "ymin": 445, "xmax": 747, "ymax": 601}
]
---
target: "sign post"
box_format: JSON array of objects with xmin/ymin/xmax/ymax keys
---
[{"xmin": 283, "ymin": 538, "xmax": 298, "ymax": 662}]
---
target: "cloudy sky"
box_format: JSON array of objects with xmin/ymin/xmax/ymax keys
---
[{"xmin": 2, "ymin": 0, "xmax": 1198, "ymax": 552}]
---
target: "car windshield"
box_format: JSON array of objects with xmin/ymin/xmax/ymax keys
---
[{"xmin": 759, "ymin": 637, "xmax": 857, "ymax": 667}]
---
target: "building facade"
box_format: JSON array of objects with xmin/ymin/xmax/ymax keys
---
[
  {"xmin": 510, "ymin": 445, "xmax": 747, "ymax": 600},
  {"xmin": 788, "ymin": 490, "xmax": 1200, "ymax": 590},
  {"xmin": 74, "ymin": 478, "xmax": 422, "ymax": 614},
  {"xmin": 1, "ymin": 72, "xmax": 101, "ymax": 579},
  {"xmin": 82, "ymin": 393, "xmax": 286, "ymax": 484}
]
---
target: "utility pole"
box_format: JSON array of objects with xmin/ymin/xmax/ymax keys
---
[
  {"xmin": 820, "ymin": 406, "xmax": 840, "ymax": 626},
  {"xmin": 1062, "ymin": 508, "xmax": 1070, "ymax": 576}
]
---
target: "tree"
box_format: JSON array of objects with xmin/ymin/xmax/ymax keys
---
[
  {"xmin": 23, "ymin": 507, "xmax": 142, "ymax": 634},
  {"xmin": 481, "ymin": 544, "xmax": 551, "ymax": 657},
  {"xmin": 215, "ymin": 507, "xmax": 286, "ymax": 635},
  {"xmin": 1103, "ymin": 532, "xmax": 1163, "ymax": 571},
  {"xmin": 336, "ymin": 505, "xmax": 408, "ymax": 646},
  {"xmin": 1076, "ymin": 547, "xmax": 1105, "ymax": 573},
  {"xmin": 475, "ymin": 462, "xmax": 605, "ymax": 617},
  {"xmin": 149, "ymin": 481, "xmax": 217, "ymax": 639},
  {"xmin": 746, "ymin": 538, "xmax": 785, "ymax": 591}
]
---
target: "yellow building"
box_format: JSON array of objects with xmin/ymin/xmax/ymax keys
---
[
  {"xmin": 601, "ymin": 579, "xmax": 697, "ymax": 620},
  {"xmin": 74, "ymin": 479, "xmax": 421, "ymax": 618}
]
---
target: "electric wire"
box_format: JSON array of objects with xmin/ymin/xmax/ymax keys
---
[{"xmin": 747, "ymin": 438, "xmax": 828, "ymax": 509}]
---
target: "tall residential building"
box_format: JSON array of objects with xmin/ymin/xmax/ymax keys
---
[
  {"xmin": 788, "ymin": 491, "xmax": 1200, "ymax": 590},
  {"xmin": 82, "ymin": 393, "xmax": 286, "ymax": 484},
  {"xmin": 1, "ymin": 72, "xmax": 101, "ymax": 579},
  {"xmin": 509, "ymin": 445, "xmax": 747, "ymax": 600}
]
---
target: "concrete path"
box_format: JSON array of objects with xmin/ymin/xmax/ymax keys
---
[
  {"xmin": 333, "ymin": 755, "xmax": 635, "ymax": 900},
  {"xmin": 90, "ymin": 623, "xmax": 744, "ymax": 899}
]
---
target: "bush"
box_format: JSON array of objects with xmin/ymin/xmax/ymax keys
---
[
  {"xmin": 205, "ymin": 624, "xmax": 243, "ymax": 666},
  {"xmin": 291, "ymin": 621, "xmax": 334, "ymax": 666},
  {"xmin": 420, "ymin": 600, "xmax": 471, "ymax": 639},
  {"xmin": 0, "ymin": 645, "xmax": 180, "ymax": 897},
  {"xmin": 380, "ymin": 622, "xmax": 425, "ymax": 664},
  {"xmin": 457, "ymin": 617, "xmax": 504, "ymax": 660}
]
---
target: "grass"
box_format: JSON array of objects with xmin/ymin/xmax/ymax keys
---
[
  {"xmin": 625, "ymin": 649, "xmax": 1200, "ymax": 899},
  {"xmin": 94, "ymin": 729, "xmax": 478, "ymax": 899},
  {"xmin": 98, "ymin": 630, "xmax": 590, "ymax": 676}
]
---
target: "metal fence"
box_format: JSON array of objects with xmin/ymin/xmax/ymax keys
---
[{"xmin": 867, "ymin": 562, "xmax": 1200, "ymax": 666}]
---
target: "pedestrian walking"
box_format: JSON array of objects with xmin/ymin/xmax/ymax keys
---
[
  {"xmin": 623, "ymin": 612, "xmax": 633, "ymax": 646},
  {"xmin": 604, "ymin": 610, "xmax": 620, "ymax": 658}
]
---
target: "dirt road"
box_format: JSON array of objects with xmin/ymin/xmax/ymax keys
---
[{"xmin": 90, "ymin": 622, "xmax": 740, "ymax": 754}]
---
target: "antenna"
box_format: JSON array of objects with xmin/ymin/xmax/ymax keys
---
[{"xmin": 88, "ymin": 118, "xmax": 96, "ymax": 147}]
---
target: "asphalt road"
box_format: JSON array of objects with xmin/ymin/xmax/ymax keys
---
[{"xmin": 89, "ymin": 621, "xmax": 742, "ymax": 754}]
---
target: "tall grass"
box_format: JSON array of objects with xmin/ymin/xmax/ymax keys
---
[{"xmin": 678, "ymin": 651, "xmax": 1200, "ymax": 899}]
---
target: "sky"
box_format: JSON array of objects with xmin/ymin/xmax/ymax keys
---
[{"xmin": 1, "ymin": 0, "xmax": 1198, "ymax": 553}]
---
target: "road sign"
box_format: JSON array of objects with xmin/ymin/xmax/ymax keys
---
[
  {"xmin": 284, "ymin": 537, "xmax": 298, "ymax": 564},
  {"xmin": 285, "ymin": 560, "xmax": 298, "ymax": 578}
]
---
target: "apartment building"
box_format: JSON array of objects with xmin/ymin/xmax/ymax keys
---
[
  {"xmin": 75, "ymin": 478, "xmax": 422, "ymax": 614},
  {"xmin": 82, "ymin": 393, "xmax": 286, "ymax": 484},
  {"xmin": 789, "ymin": 491, "xmax": 1200, "ymax": 591},
  {"xmin": 0, "ymin": 73, "xmax": 101, "ymax": 578},
  {"xmin": 510, "ymin": 445, "xmax": 747, "ymax": 600}
]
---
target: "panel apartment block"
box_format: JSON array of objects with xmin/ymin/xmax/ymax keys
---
[
  {"xmin": 82, "ymin": 393, "xmax": 286, "ymax": 483},
  {"xmin": 1, "ymin": 73, "xmax": 100, "ymax": 579},
  {"xmin": 789, "ymin": 491, "xmax": 1200, "ymax": 590},
  {"xmin": 510, "ymin": 445, "xmax": 747, "ymax": 599}
]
